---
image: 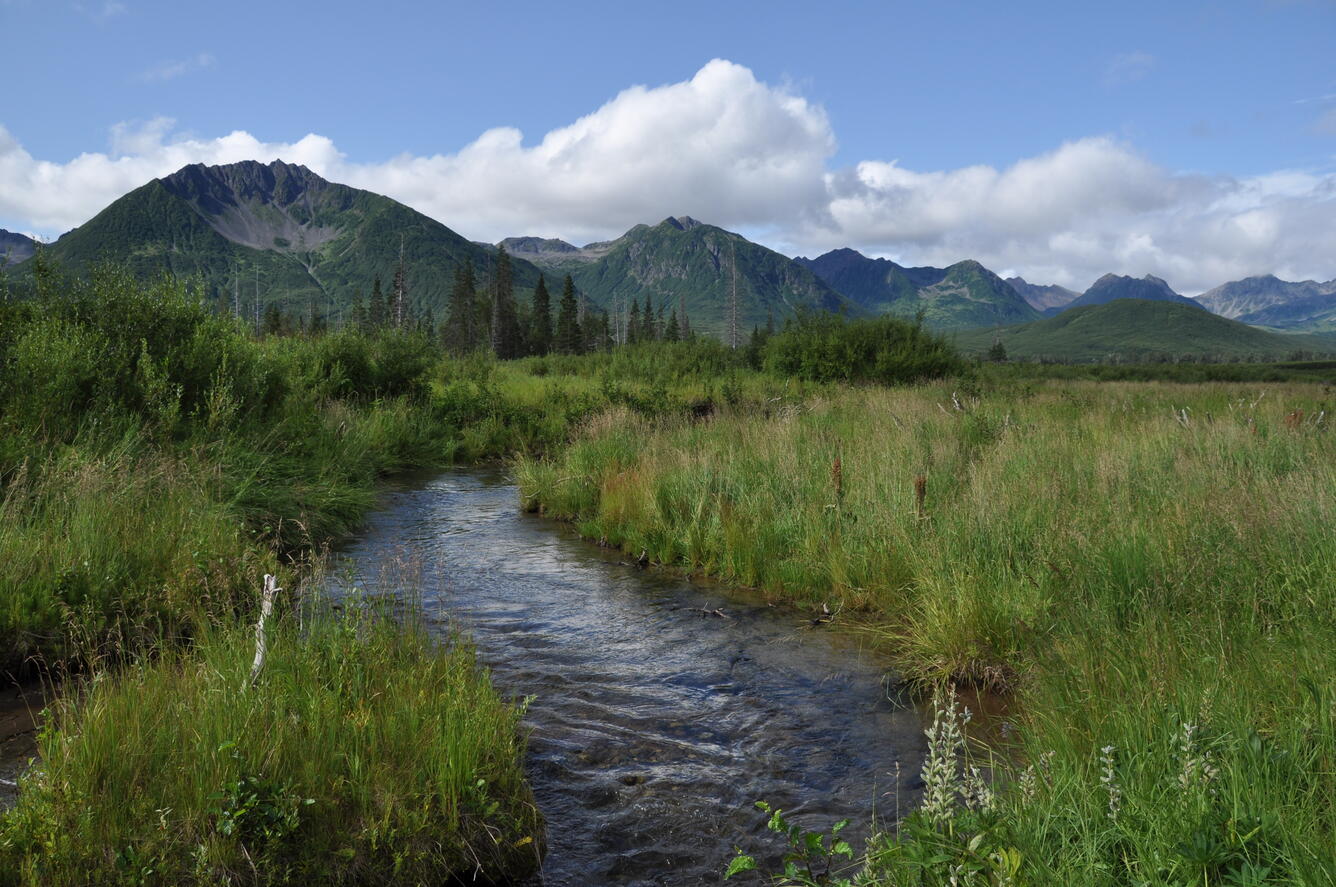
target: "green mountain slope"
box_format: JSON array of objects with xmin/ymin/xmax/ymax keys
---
[
  {"xmin": 954, "ymin": 299, "xmax": 1335, "ymax": 362},
  {"xmin": 16, "ymin": 160, "xmax": 552, "ymax": 323},
  {"xmin": 1, "ymin": 229, "xmax": 37, "ymax": 266},
  {"xmin": 1065, "ymin": 273, "xmax": 1205, "ymax": 312},
  {"xmin": 518, "ymin": 217, "xmax": 858, "ymax": 335},
  {"xmin": 794, "ymin": 248, "xmax": 1041, "ymax": 330}
]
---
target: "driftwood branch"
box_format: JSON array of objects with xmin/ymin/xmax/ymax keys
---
[{"xmin": 246, "ymin": 574, "xmax": 281, "ymax": 689}]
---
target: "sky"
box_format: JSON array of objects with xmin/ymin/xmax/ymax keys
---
[{"xmin": 2, "ymin": 0, "xmax": 1335, "ymax": 293}]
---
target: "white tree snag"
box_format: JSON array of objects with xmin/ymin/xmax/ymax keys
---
[{"xmin": 246, "ymin": 574, "xmax": 281, "ymax": 689}]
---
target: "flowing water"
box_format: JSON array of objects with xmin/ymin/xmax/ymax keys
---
[{"xmin": 333, "ymin": 468, "xmax": 930, "ymax": 886}]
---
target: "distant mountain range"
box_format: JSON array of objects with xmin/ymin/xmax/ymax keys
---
[
  {"xmin": 1006, "ymin": 277, "xmax": 1080, "ymax": 313},
  {"xmin": 793, "ymin": 248, "xmax": 1040, "ymax": 329},
  {"xmin": 505, "ymin": 217, "xmax": 855, "ymax": 335},
  {"xmin": 1195, "ymin": 275, "xmax": 1336, "ymax": 332},
  {"xmin": 0, "ymin": 229, "xmax": 36, "ymax": 266},
  {"xmin": 5, "ymin": 160, "xmax": 1336, "ymax": 357},
  {"xmin": 954, "ymin": 299, "xmax": 1334, "ymax": 362},
  {"xmin": 5, "ymin": 160, "xmax": 553, "ymax": 322}
]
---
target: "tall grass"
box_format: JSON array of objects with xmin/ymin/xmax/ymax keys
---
[
  {"xmin": 518, "ymin": 380, "xmax": 1336, "ymax": 882},
  {"xmin": 0, "ymin": 602, "xmax": 541, "ymax": 885}
]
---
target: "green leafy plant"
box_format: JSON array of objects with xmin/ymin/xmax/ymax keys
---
[{"xmin": 725, "ymin": 801, "xmax": 854, "ymax": 886}]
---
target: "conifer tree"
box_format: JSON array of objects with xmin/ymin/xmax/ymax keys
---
[
  {"xmin": 445, "ymin": 262, "xmax": 478, "ymax": 352},
  {"xmin": 489, "ymin": 245, "xmax": 520, "ymax": 358},
  {"xmin": 530, "ymin": 275, "xmax": 553, "ymax": 356},
  {"xmin": 643, "ymin": 294, "xmax": 656, "ymax": 341},
  {"xmin": 628, "ymin": 299, "xmax": 642, "ymax": 344},
  {"xmin": 262, "ymin": 302, "xmax": 284, "ymax": 336},
  {"xmin": 555, "ymin": 275, "xmax": 583, "ymax": 354},
  {"xmin": 352, "ymin": 293, "xmax": 368, "ymax": 331},
  {"xmin": 582, "ymin": 306, "xmax": 606, "ymax": 353},
  {"xmin": 664, "ymin": 309, "xmax": 680, "ymax": 342},
  {"xmin": 308, "ymin": 295, "xmax": 326, "ymax": 335},
  {"xmin": 392, "ymin": 240, "xmax": 407, "ymax": 329},
  {"xmin": 369, "ymin": 277, "xmax": 385, "ymax": 328}
]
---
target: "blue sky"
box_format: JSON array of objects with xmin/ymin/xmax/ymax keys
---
[{"xmin": 3, "ymin": 0, "xmax": 1335, "ymax": 291}]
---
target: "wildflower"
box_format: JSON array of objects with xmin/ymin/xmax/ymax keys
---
[
  {"xmin": 1100, "ymin": 745, "xmax": 1121, "ymax": 822},
  {"xmin": 963, "ymin": 765, "xmax": 995, "ymax": 813},
  {"xmin": 1018, "ymin": 763, "xmax": 1038, "ymax": 802},
  {"xmin": 1178, "ymin": 720, "xmax": 1219, "ymax": 799},
  {"xmin": 921, "ymin": 686, "xmax": 967, "ymax": 825}
]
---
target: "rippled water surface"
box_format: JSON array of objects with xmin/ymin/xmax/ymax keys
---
[{"xmin": 334, "ymin": 468, "xmax": 927, "ymax": 886}]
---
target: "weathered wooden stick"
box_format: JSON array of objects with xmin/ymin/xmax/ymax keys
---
[{"xmin": 246, "ymin": 574, "xmax": 280, "ymax": 689}]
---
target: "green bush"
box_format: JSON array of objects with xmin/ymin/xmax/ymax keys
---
[{"xmin": 764, "ymin": 313, "xmax": 963, "ymax": 384}]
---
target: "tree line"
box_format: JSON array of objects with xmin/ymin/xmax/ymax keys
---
[{"xmin": 341, "ymin": 244, "xmax": 700, "ymax": 358}]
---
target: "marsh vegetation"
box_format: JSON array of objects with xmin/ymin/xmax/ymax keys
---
[{"xmin": 1, "ymin": 265, "xmax": 1333, "ymax": 884}]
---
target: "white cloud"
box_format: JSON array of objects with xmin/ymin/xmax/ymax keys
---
[
  {"xmin": 2, "ymin": 58, "xmax": 1335, "ymax": 293},
  {"xmin": 73, "ymin": 1, "xmax": 126, "ymax": 21},
  {"xmin": 1103, "ymin": 50, "xmax": 1156, "ymax": 87},
  {"xmin": 134, "ymin": 51, "xmax": 215, "ymax": 83}
]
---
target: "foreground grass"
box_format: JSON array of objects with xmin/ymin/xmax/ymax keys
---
[
  {"xmin": 0, "ymin": 603, "xmax": 541, "ymax": 885},
  {"xmin": 518, "ymin": 380, "xmax": 1336, "ymax": 884}
]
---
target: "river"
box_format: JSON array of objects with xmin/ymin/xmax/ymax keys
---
[{"xmin": 332, "ymin": 467, "xmax": 929, "ymax": 886}]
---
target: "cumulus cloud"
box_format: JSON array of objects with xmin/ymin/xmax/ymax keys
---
[
  {"xmin": 134, "ymin": 51, "xmax": 215, "ymax": 83},
  {"xmin": 2, "ymin": 58, "xmax": 1335, "ymax": 293}
]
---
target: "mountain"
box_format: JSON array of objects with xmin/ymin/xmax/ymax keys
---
[
  {"xmin": 1065, "ymin": 273, "xmax": 1204, "ymax": 312},
  {"xmin": 954, "ymin": 299, "xmax": 1334, "ymax": 362},
  {"xmin": 1194, "ymin": 275, "xmax": 1336, "ymax": 332},
  {"xmin": 1005, "ymin": 276, "xmax": 1080, "ymax": 313},
  {"xmin": 499, "ymin": 236, "xmax": 608, "ymax": 268},
  {"xmin": 14, "ymin": 160, "xmax": 552, "ymax": 322},
  {"xmin": 794, "ymin": 248, "xmax": 1040, "ymax": 330},
  {"xmin": 516, "ymin": 217, "xmax": 858, "ymax": 335},
  {"xmin": 0, "ymin": 229, "xmax": 36, "ymax": 266}
]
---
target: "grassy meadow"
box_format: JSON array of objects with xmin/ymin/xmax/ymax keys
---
[
  {"xmin": 518, "ymin": 378, "xmax": 1336, "ymax": 884},
  {"xmin": 4, "ymin": 264, "xmax": 1335, "ymax": 884},
  {"xmin": 0, "ymin": 607, "xmax": 541, "ymax": 886}
]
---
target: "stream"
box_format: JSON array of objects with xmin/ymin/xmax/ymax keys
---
[{"xmin": 332, "ymin": 467, "xmax": 930, "ymax": 886}]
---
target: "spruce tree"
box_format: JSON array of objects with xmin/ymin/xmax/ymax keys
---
[
  {"xmin": 628, "ymin": 299, "xmax": 642, "ymax": 345},
  {"xmin": 445, "ymin": 262, "xmax": 477, "ymax": 352},
  {"xmin": 664, "ymin": 310, "xmax": 680, "ymax": 342},
  {"xmin": 555, "ymin": 275, "xmax": 582, "ymax": 354},
  {"xmin": 530, "ymin": 275, "xmax": 553, "ymax": 356},
  {"xmin": 262, "ymin": 302, "xmax": 284, "ymax": 336},
  {"xmin": 643, "ymin": 294, "xmax": 656, "ymax": 341},
  {"xmin": 369, "ymin": 277, "xmax": 385, "ymax": 328},
  {"xmin": 352, "ymin": 294, "xmax": 368, "ymax": 331},
  {"xmin": 489, "ymin": 245, "xmax": 520, "ymax": 358},
  {"xmin": 582, "ymin": 305, "xmax": 605, "ymax": 353}
]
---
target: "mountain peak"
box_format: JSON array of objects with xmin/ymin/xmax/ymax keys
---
[
  {"xmin": 797, "ymin": 249, "xmax": 1039, "ymax": 329},
  {"xmin": 1196, "ymin": 273, "xmax": 1336, "ymax": 328},
  {"xmin": 659, "ymin": 215, "xmax": 706, "ymax": 231},
  {"xmin": 1068, "ymin": 272, "xmax": 1200, "ymax": 312}
]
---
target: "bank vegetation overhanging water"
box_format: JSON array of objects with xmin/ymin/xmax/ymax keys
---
[{"xmin": 1, "ymin": 265, "xmax": 1334, "ymax": 885}]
